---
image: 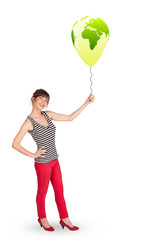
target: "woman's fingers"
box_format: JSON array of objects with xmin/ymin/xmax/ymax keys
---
[
  {"xmin": 41, "ymin": 147, "xmax": 47, "ymax": 157},
  {"xmin": 41, "ymin": 150, "xmax": 47, "ymax": 154},
  {"xmin": 89, "ymin": 94, "xmax": 95, "ymax": 99},
  {"xmin": 36, "ymin": 146, "xmax": 47, "ymax": 157},
  {"xmin": 87, "ymin": 94, "xmax": 95, "ymax": 104},
  {"xmin": 89, "ymin": 94, "xmax": 95, "ymax": 100},
  {"xmin": 40, "ymin": 146, "xmax": 47, "ymax": 152}
]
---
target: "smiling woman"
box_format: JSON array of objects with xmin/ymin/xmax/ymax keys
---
[
  {"xmin": 31, "ymin": 89, "xmax": 50, "ymax": 108},
  {"xmin": 12, "ymin": 88, "xmax": 95, "ymax": 231}
]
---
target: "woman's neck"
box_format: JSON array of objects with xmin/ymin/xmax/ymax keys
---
[{"xmin": 30, "ymin": 108, "xmax": 43, "ymax": 117}]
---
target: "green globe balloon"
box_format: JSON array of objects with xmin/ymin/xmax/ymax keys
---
[{"xmin": 71, "ymin": 16, "xmax": 110, "ymax": 67}]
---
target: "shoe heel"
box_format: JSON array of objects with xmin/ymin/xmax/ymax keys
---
[
  {"xmin": 61, "ymin": 224, "xmax": 64, "ymax": 229},
  {"xmin": 38, "ymin": 220, "xmax": 42, "ymax": 227}
]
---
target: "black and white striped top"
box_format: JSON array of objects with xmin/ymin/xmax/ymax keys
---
[{"xmin": 26, "ymin": 111, "xmax": 59, "ymax": 163}]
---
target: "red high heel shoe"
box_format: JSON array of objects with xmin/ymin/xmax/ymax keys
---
[
  {"xmin": 59, "ymin": 219, "xmax": 79, "ymax": 231},
  {"xmin": 38, "ymin": 218, "xmax": 54, "ymax": 231}
]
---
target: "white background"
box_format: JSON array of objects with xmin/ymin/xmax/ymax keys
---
[{"xmin": 0, "ymin": 0, "xmax": 146, "ymax": 239}]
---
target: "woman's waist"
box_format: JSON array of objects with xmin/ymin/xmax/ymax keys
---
[
  {"xmin": 36, "ymin": 143, "xmax": 56, "ymax": 150},
  {"xmin": 35, "ymin": 152, "xmax": 59, "ymax": 160}
]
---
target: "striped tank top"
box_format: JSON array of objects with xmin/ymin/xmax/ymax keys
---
[{"xmin": 26, "ymin": 111, "xmax": 59, "ymax": 163}]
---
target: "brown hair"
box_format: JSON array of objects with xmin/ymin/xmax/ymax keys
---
[{"xmin": 31, "ymin": 89, "xmax": 50, "ymax": 106}]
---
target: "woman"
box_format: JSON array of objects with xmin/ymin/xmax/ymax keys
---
[{"xmin": 12, "ymin": 89, "xmax": 95, "ymax": 232}]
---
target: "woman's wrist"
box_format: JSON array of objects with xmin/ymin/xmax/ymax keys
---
[
  {"xmin": 31, "ymin": 153, "xmax": 35, "ymax": 158},
  {"xmin": 84, "ymin": 101, "xmax": 89, "ymax": 106}
]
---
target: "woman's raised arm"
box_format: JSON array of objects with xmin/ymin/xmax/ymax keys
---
[{"xmin": 46, "ymin": 93, "xmax": 95, "ymax": 121}]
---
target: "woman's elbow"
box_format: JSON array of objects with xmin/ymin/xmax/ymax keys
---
[
  {"xmin": 12, "ymin": 141, "xmax": 18, "ymax": 149},
  {"xmin": 69, "ymin": 114, "xmax": 74, "ymax": 121},
  {"xmin": 12, "ymin": 142, "xmax": 16, "ymax": 149}
]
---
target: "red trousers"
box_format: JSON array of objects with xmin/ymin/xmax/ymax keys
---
[{"xmin": 34, "ymin": 158, "xmax": 69, "ymax": 219}]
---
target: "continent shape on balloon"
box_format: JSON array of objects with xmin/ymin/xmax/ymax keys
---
[{"xmin": 71, "ymin": 16, "xmax": 110, "ymax": 67}]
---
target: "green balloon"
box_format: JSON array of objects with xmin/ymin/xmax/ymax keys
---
[{"xmin": 71, "ymin": 16, "xmax": 110, "ymax": 67}]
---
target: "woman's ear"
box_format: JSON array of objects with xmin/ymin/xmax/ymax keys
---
[{"xmin": 31, "ymin": 97, "xmax": 35, "ymax": 103}]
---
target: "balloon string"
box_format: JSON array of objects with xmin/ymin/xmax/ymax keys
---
[{"xmin": 90, "ymin": 67, "xmax": 93, "ymax": 94}]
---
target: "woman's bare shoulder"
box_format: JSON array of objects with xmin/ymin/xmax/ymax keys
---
[
  {"xmin": 23, "ymin": 118, "xmax": 34, "ymax": 131},
  {"xmin": 44, "ymin": 110, "xmax": 53, "ymax": 119}
]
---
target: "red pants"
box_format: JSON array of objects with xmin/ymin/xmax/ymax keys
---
[{"xmin": 34, "ymin": 158, "xmax": 69, "ymax": 219}]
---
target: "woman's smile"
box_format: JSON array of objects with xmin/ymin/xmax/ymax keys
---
[{"xmin": 39, "ymin": 103, "xmax": 45, "ymax": 108}]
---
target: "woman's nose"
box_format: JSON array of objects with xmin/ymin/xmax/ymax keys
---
[{"xmin": 41, "ymin": 100, "xmax": 45, "ymax": 105}]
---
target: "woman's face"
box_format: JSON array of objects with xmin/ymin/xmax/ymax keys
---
[{"xmin": 32, "ymin": 96, "xmax": 49, "ymax": 110}]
